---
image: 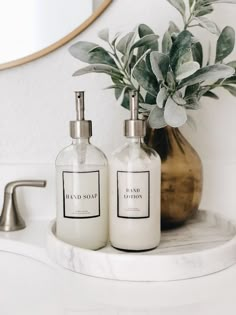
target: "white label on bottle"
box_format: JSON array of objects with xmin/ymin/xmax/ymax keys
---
[
  {"xmin": 62, "ymin": 171, "xmax": 100, "ymax": 218},
  {"xmin": 117, "ymin": 171, "xmax": 150, "ymax": 219}
]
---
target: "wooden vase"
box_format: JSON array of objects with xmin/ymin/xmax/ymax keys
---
[{"xmin": 145, "ymin": 126, "xmax": 203, "ymax": 229}]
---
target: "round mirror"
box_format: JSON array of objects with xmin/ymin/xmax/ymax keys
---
[{"xmin": 0, "ymin": 0, "xmax": 111, "ymax": 70}]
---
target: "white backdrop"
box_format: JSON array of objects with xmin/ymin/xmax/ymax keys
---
[
  {"xmin": 0, "ymin": 0, "xmax": 93, "ymax": 63},
  {"xmin": 0, "ymin": 0, "xmax": 235, "ymax": 220}
]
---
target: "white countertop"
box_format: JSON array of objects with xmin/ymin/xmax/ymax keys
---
[{"xmin": 0, "ymin": 220, "xmax": 236, "ymax": 315}]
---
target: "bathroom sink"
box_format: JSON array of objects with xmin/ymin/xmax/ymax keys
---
[
  {"xmin": 1, "ymin": 221, "xmax": 236, "ymax": 315},
  {"xmin": 1, "ymin": 249, "xmax": 236, "ymax": 315},
  {"xmin": 0, "ymin": 251, "xmax": 62, "ymax": 315}
]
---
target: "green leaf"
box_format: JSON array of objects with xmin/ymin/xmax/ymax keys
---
[
  {"xmin": 112, "ymin": 76, "xmax": 122, "ymax": 84},
  {"xmin": 198, "ymin": 86, "xmax": 211, "ymax": 98},
  {"xmin": 178, "ymin": 64, "xmax": 235, "ymax": 88},
  {"xmin": 138, "ymin": 24, "xmax": 155, "ymax": 37},
  {"xmin": 223, "ymin": 85, "xmax": 236, "ymax": 96},
  {"xmin": 224, "ymin": 75, "xmax": 236, "ymax": 84},
  {"xmin": 115, "ymin": 87, "xmax": 130, "ymax": 109},
  {"xmin": 185, "ymin": 96, "xmax": 200, "ymax": 110},
  {"xmin": 137, "ymin": 24, "xmax": 158, "ymax": 59},
  {"xmin": 192, "ymin": 42, "xmax": 203, "ymax": 67},
  {"xmin": 164, "ymin": 97, "xmax": 187, "ymax": 127},
  {"xmin": 145, "ymin": 53, "xmax": 153, "ymax": 73},
  {"xmin": 191, "ymin": 36, "xmax": 199, "ymax": 45},
  {"xmin": 169, "ymin": 31, "xmax": 192, "ymax": 72},
  {"xmin": 114, "ymin": 85, "xmax": 143, "ymax": 110},
  {"xmin": 189, "ymin": 0, "xmax": 195, "ymax": 8},
  {"xmin": 148, "ymin": 106, "xmax": 167, "ymax": 128},
  {"xmin": 117, "ymin": 86, "xmax": 131, "ymax": 107},
  {"xmin": 69, "ymin": 41, "xmax": 97, "ymax": 61},
  {"xmin": 227, "ymin": 61, "xmax": 236, "ymax": 69},
  {"xmin": 178, "ymin": 50, "xmax": 193, "ymax": 68},
  {"xmin": 206, "ymin": 41, "xmax": 211, "ymax": 66},
  {"xmin": 111, "ymin": 32, "xmax": 121, "ymax": 46},
  {"xmin": 129, "ymin": 34, "xmax": 159, "ymax": 52},
  {"xmin": 150, "ymin": 52, "xmax": 170, "ymax": 81},
  {"xmin": 145, "ymin": 93, "xmax": 157, "ymax": 104},
  {"xmin": 98, "ymin": 28, "xmax": 109, "ymax": 42},
  {"xmin": 166, "ymin": 0, "xmax": 186, "ymax": 17},
  {"xmin": 185, "ymin": 83, "xmax": 200, "ymax": 98},
  {"xmin": 69, "ymin": 41, "xmax": 116, "ymax": 66},
  {"xmin": 105, "ymin": 83, "xmax": 129, "ymax": 90},
  {"xmin": 166, "ymin": 71, "xmax": 176, "ymax": 90},
  {"xmin": 176, "ymin": 61, "xmax": 200, "ymax": 81},
  {"xmin": 132, "ymin": 61, "xmax": 158, "ymax": 97},
  {"xmin": 120, "ymin": 31, "xmax": 138, "ymax": 66},
  {"xmin": 156, "ymin": 87, "xmax": 168, "ymax": 108},
  {"xmin": 88, "ymin": 46, "xmax": 117, "ymax": 66},
  {"xmin": 172, "ymin": 91, "xmax": 187, "ymax": 105},
  {"xmin": 73, "ymin": 64, "xmax": 124, "ymax": 80},
  {"xmin": 216, "ymin": 26, "xmax": 235, "ymax": 62},
  {"xmin": 140, "ymin": 103, "xmax": 156, "ymax": 111},
  {"xmin": 131, "ymin": 49, "xmax": 151, "ymax": 76},
  {"xmin": 116, "ymin": 32, "xmax": 135, "ymax": 54},
  {"xmin": 194, "ymin": 5, "xmax": 213, "ymax": 17},
  {"xmin": 127, "ymin": 55, "xmax": 137, "ymax": 73},
  {"xmin": 126, "ymin": 34, "xmax": 158, "ymax": 68},
  {"xmin": 195, "ymin": 17, "xmax": 220, "ymax": 35},
  {"xmin": 211, "ymin": 0, "xmax": 236, "ymax": 3},
  {"xmin": 162, "ymin": 31, "xmax": 172, "ymax": 54},
  {"xmin": 168, "ymin": 21, "xmax": 180, "ymax": 34},
  {"xmin": 202, "ymin": 91, "xmax": 219, "ymax": 99}
]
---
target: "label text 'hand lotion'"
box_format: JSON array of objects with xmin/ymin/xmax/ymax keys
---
[{"xmin": 109, "ymin": 91, "xmax": 161, "ymax": 251}]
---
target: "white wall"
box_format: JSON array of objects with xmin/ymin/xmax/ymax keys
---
[
  {"xmin": 0, "ymin": 0, "xmax": 235, "ymax": 221},
  {"xmin": 93, "ymin": 0, "xmax": 103, "ymax": 10},
  {"xmin": 0, "ymin": 0, "xmax": 93, "ymax": 63}
]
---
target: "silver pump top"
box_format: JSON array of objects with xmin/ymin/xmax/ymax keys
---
[
  {"xmin": 70, "ymin": 91, "xmax": 92, "ymax": 138},
  {"xmin": 124, "ymin": 91, "xmax": 146, "ymax": 137}
]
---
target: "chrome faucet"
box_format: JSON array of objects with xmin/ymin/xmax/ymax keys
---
[{"xmin": 0, "ymin": 180, "xmax": 47, "ymax": 232}]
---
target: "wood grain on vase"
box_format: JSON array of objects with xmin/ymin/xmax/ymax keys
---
[{"xmin": 145, "ymin": 126, "xmax": 203, "ymax": 229}]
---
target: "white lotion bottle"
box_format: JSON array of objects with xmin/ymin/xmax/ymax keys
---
[
  {"xmin": 56, "ymin": 91, "xmax": 108, "ymax": 250},
  {"xmin": 109, "ymin": 91, "xmax": 161, "ymax": 251}
]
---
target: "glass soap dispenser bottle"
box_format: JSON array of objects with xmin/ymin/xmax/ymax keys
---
[
  {"xmin": 56, "ymin": 91, "xmax": 108, "ymax": 250},
  {"xmin": 109, "ymin": 91, "xmax": 161, "ymax": 251}
]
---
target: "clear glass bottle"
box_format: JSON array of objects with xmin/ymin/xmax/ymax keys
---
[
  {"xmin": 56, "ymin": 91, "xmax": 108, "ymax": 250},
  {"xmin": 109, "ymin": 91, "xmax": 161, "ymax": 251}
]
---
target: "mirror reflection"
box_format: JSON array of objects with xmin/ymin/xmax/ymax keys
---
[{"xmin": 0, "ymin": 0, "xmax": 104, "ymax": 65}]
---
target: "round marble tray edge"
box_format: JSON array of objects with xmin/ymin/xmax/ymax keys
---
[{"xmin": 46, "ymin": 210, "xmax": 236, "ymax": 282}]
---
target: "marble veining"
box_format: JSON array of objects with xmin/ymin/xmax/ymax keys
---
[{"xmin": 46, "ymin": 210, "xmax": 236, "ymax": 282}]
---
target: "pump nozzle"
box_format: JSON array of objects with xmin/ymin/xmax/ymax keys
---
[
  {"xmin": 124, "ymin": 90, "xmax": 146, "ymax": 138},
  {"xmin": 130, "ymin": 90, "xmax": 138, "ymax": 120},
  {"xmin": 75, "ymin": 91, "xmax": 85, "ymax": 121},
  {"xmin": 70, "ymin": 91, "xmax": 92, "ymax": 138}
]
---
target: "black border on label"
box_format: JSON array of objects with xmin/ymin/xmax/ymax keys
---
[
  {"xmin": 117, "ymin": 170, "xmax": 150, "ymax": 219},
  {"xmin": 62, "ymin": 170, "xmax": 100, "ymax": 219}
]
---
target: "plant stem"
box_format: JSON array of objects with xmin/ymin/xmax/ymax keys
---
[
  {"xmin": 108, "ymin": 42, "xmax": 135, "ymax": 88},
  {"xmin": 184, "ymin": 0, "xmax": 196, "ymax": 30},
  {"xmin": 184, "ymin": 13, "xmax": 194, "ymax": 30},
  {"xmin": 202, "ymin": 81, "xmax": 225, "ymax": 90},
  {"xmin": 188, "ymin": 23, "xmax": 201, "ymax": 28}
]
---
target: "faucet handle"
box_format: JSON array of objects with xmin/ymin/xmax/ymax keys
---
[
  {"xmin": 4, "ymin": 180, "xmax": 46, "ymax": 194},
  {"xmin": 0, "ymin": 180, "xmax": 47, "ymax": 232}
]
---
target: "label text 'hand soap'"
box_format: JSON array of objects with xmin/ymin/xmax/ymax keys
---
[{"xmin": 56, "ymin": 91, "xmax": 108, "ymax": 250}]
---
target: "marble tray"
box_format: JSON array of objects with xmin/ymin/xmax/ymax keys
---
[{"xmin": 46, "ymin": 210, "xmax": 236, "ymax": 282}]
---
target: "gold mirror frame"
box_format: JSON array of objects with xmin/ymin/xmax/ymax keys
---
[{"xmin": 0, "ymin": 0, "xmax": 112, "ymax": 70}]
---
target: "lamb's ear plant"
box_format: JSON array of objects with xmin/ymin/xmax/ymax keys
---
[{"xmin": 69, "ymin": 0, "xmax": 236, "ymax": 128}]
